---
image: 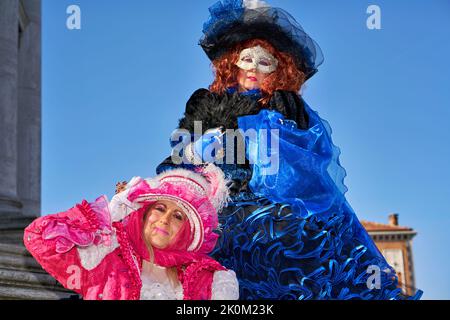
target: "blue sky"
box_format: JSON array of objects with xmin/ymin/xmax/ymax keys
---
[{"xmin": 42, "ymin": 0, "xmax": 450, "ymax": 299}]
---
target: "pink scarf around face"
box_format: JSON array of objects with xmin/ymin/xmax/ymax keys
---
[{"xmin": 122, "ymin": 206, "xmax": 225, "ymax": 300}]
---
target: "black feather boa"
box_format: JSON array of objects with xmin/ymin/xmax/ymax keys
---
[
  {"xmin": 178, "ymin": 89, "xmax": 262, "ymax": 133},
  {"xmin": 177, "ymin": 89, "xmax": 309, "ymax": 133}
]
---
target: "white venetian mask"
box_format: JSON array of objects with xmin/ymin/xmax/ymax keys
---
[{"xmin": 235, "ymin": 45, "xmax": 278, "ymax": 74}]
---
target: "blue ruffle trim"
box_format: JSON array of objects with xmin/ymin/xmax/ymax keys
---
[{"xmin": 212, "ymin": 197, "xmax": 422, "ymax": 300}]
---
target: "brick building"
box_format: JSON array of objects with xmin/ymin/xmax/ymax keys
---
[{"xmin": 361, "ymin": 214, "xmax": 418, "ymax": 296}]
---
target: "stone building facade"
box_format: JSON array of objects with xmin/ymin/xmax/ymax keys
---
[
  {"xmin": 361, "ymin": 214, "xmax": 418, "ymax": 296},
  {"xmin": 0, "ymin": 0, "xmax": 41, "ymax": 243},
  {"xmin": 0, "ymin": 0, "xmax": 74, "ymax": 299}
]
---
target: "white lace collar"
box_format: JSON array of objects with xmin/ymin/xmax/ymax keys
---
[{"xmin": 139, "ymin": 261, "xmax": 183, "ymax": 300}]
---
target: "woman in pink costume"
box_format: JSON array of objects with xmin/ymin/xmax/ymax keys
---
[{"xmin": 24, "ymin": 164, "xmax": 239, "ymax": 300}]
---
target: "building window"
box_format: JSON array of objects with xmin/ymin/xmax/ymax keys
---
[{"xmin": 382, "ymin": 249, "xmax": 406, "ymax": 294}]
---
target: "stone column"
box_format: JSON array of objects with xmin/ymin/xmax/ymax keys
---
[
  {"xmin": 0, "ymin": 1, "xmax": 71, "ymax": 300},
  {"xmin": 0, "ymin": 0, "xmax": 22, "ymax": 214},
  {"xmin": 0, "ymin": 0, "xmax": 41, "ymax": 243},
  {"xmin": 17, "ymin": 0, "xmax": 42, "ymax": 218}
]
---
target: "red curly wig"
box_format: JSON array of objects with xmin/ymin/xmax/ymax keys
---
[{"xmin": 209, "ymin": 39, "xmax": 306, "ymax": 104}]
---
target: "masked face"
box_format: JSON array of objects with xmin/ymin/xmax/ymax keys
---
[
  {"xmin": 236, "ymin": 45, "xmax": 278, "ymax": 74},
  {"xmin": 235, "ymin": 45, "xmax": 278, "ymax": 92}
]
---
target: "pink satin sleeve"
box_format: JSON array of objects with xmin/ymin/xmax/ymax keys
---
[{"xmin": 23, "ymin": 196, "xmax": 112, "ymax": 295}]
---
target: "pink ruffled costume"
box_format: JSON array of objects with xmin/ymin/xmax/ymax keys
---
[{"xmin": 24, "ymin": 165, "xmax": 239, "ymax": 300}]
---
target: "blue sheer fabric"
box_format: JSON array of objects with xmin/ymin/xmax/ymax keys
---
[
  {"xmin": 209, "ymin": 101, "xmax": 422, "ymax": 299},
  {"xmin": 237, "ymin": 104, "xmax": 346, "ymax": 220},
  {"xmin": 158, "ymin": 93, "xmax": 422, "ymax": 299},
  {"xmin": 202, "ymin": 0, "xmax": 245, "ymax": 36}
]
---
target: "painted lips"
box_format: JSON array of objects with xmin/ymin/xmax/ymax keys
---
[
  {"xmin": 247, "ymin": 76, "xmax": 258, "ymax": 82},
  {"xmin": 154, "ymin": 227, "xmax": 169, "ymax": 236}
]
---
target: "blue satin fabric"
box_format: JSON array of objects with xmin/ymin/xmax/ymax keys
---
[
  {"xmin": 212, "ymin": 198, "xmax": 414, "ymax": 299},
  {"xmin": 237, "ymin": 104, "xmax": 347, "ymax": 220},
  {"xmin": 209, "ymin": 102, "xmax": 422, "ymax": 300}
]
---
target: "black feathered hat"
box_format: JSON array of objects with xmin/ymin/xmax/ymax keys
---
[{"xmin": 199, "ymin": 0, "xmax": 324, "ymax": 80}]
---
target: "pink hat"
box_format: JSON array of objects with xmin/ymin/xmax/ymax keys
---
[{"xmin": 126, "ymin": 164, "xmax": 229, "ymax": 254}]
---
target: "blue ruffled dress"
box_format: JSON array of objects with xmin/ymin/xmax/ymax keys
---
[{"xmin": 158, "ymin": 89, "xmax": 422, "ymax": 300}]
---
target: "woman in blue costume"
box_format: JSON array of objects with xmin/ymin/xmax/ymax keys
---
[{"xmin": 157, "ymin": 0, "xmax": 422, "ymax": 300}]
